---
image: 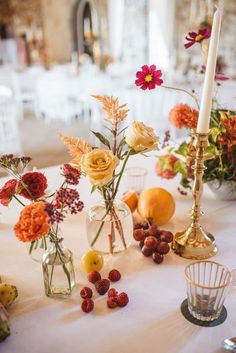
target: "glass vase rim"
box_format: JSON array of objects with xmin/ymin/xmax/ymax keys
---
[{"xmin": 184, "ymin": 260, "xmax": 232, "ymax": 290}]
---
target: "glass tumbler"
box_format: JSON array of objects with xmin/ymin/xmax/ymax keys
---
[
  {"xmin": 185, "ymin": 261, "xmax": 232, "ymax": 321},
  {"xmin": 123, "ymin": 167, "xmax": 147, "ymax": 194}
]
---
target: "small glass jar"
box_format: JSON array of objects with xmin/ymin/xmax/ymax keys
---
[
  {"xmin": 42, "ymin": 239, "xmax": 75, "ymax": 298},
  {"xmin": 86, "ymin": 199, "xmax": 133, "ymax": 254}
]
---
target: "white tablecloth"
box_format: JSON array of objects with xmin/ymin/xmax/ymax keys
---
[{"xmin": 0, "ymin": 155, "xmax": 236, "ymax": 353}]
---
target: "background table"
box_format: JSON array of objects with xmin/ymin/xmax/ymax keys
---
[{"xmin": 0, "ymin": 155, "xmax": 235, "ymax": 353}]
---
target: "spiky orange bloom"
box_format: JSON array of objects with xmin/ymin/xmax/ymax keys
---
[
  {"xmin": 220, "ymin": 114, "xmax": 236, "ymax": 149},
  {"xmin": 59, "ymin": 133, "xmax": 92, "ymax": 165},
  {"xmin": 92, "ymin": 95, "xmax": 128, "ymax": 124},
  {"xmin": 169, "ymin": 104, "xmax": 198, "ymax": 129},
  {"xmin": 14, "ymin": 201, "xmax": 50, "ymax": 242}
]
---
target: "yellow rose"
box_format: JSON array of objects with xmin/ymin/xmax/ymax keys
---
[
  {"xmin": 125, "ymin": 121, "xmax": 158, "ymax": 152},
  {"xmin": 80, "ymin": 149, "xmax": 119, "ymax": 187}
]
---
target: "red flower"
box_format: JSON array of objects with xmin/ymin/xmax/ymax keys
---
[
  {"xmin": 61, "ymin": 164, "xmax": 81, "ymax": 185},
  {"xmin": 201, "ymin": 65, "xmax": 229, "ymax": 81},
  {"xmin": 17, "ymin": 172, "xmax": 47, "ymax": 200},
  {"xmin": 0, "ymin": 179, "xmax": 17, "ymax": 206},
  {"xmin": 135, "ymin": 65, "xmax": 163, "ymax": 90},
  {"xmin": 184, "ymin": 28, "xmax": 211, "ymax": 49},
  {"xmin": 169, "ymin": 104, "xmax": 198, "ymax": 129}
]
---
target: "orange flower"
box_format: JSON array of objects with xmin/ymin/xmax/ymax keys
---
[
  {"xmin": 169, "ymin": 104, "xmax": 198, "ymax": 129},
  {"xmin": 14, "ymin": 201, "xmax": 50, "ymax": 242},
  {"xmin": 219, "ymin": 114, "xmax": 236, "ymax": 148}
]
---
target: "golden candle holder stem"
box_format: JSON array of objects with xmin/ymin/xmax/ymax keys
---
[{"xmin": 172, "ymin": 132, "xmax": 217, "ymax": 260}]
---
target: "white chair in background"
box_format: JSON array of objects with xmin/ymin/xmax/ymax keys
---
[
  {"xmin": 0, "ymin": 85, "xmax": 23, "ymax": 155},
  {"xmin": 0, "ymin": 65, "xmax": 23, "ymax": 121}
]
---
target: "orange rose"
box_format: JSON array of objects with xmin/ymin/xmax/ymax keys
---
[{"xmin": 14, "ymin": 201, "xmax": 50, "ymax": 242}]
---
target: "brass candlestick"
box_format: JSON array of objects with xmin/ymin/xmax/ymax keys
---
[{"xmin": 172, "ymin": 132, "xmax": 217, "ymax": 259}]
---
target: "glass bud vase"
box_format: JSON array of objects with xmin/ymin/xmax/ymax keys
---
[
  {"xmin": 42, "ymin": 239, "xmax": 76, "ymax": 298},
  {"xmin": 86, "ymin": 199, "xmax": 133, "ymax": 254}
]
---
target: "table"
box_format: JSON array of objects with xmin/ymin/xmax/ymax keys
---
[{"xmin": 0, "ymin": 155, "xmax": 235, "ymax": 353}]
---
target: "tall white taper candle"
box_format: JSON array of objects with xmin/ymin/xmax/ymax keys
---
[{"xmin": 196, "ymin": 8, "xmax": 222, "ymax": 134}]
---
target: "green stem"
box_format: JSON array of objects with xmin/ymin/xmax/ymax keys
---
[
  {"xmin": 13, "ymin": 195, "xmax": 25, "ymax": 207},
  {"xmin": 162, "ymin": 85, "xmax": 200, "ymax": 109},
  {"xmin": 113, "ymin": 149, "xmax": 132, "ymax": 199}
]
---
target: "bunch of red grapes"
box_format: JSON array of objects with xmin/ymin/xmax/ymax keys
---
[{"xmin": 133, "ymin": 223, "xmax": 173, "ymax": 264}]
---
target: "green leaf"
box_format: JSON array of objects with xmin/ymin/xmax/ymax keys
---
[
  {"xmin": 210, "ymin": 127, "xmax": 221, "ymax": 143},
  {"xmin": 118, "ymin": 126, "xmax": 128, "ymax": 136},
  {"xmin": 173, "ymin": 160, "xmax": 187, "ymax": 176},
  {"xmin": 175, "ymin": 142, "xmax": 189, "ymax": 157},
  {"xmin": 91, "ymin": 185, "xmax": 97, "ymax": 194},
  {"xmin": 167, "ymin": 147, "xmax": 175, "ymax": 153},
  {"xmin": 180, "ymin": 177, "xmax": 192, "ymax": 189},
  {"xmin": 91, "ymin": 130, "xmax": 110, "ymax": 148}
]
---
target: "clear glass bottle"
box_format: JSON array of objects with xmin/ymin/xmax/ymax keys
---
[
  {"xmin": 42, "ymin": 239, "xmax": 75, "ymax": 297},
  {"xmin": 86, "ymin": 199, "xmax": 133, "ymax": 254}
]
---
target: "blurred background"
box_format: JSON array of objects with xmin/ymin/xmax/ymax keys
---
[{"xmin": 0, "ymin": 0, "xmax": 235, "ymax": 169}]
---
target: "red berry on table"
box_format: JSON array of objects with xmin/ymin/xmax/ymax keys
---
[
  {"xmin": 152, "ymin": 252, "xmax": 164, "ymax": 264},
  {"xmin": 144, "ymin": 236, "xmax": 158, "ymax": 250},
  {"xmin": 117, "ymin": 292, "xmax": 129, "ymax": 307},
  {"xmin": 80, "ymin": 286, "xmax": 93, "ymax": 299},
  {"xmin": 156, "ymin": 241, "xmax": 170, "ymax": 255},
  {"xmin": 141, "ymin": 245, "xmax": 153, "ymax": 257},
  {"xmin": 107, "ymin": 297, "xmax": 118, "ymax": 309},
  {"xmin": 95, "ymin": 279, "xmax": 110, "ymax": 295},
  {"xmin": 108, "ymin": 288, "xmax": 118, "ymax": 298},
  {"xmin": 108, "ymin": 269, "xmax": 121, "ymax": 282},
  {"xmin": 160, "ymin": 230, "xmax": 173, "ymax": 243},
  {"xmin": 81, "ymin": 298, "xmax": 94, "ymax": 313},
  {"xmin": 133, "ymin": 228, "xmax": 146, "ymax": 241},
  {"xmin": 88, "ymin": 271, "xmax": 101, "ymax": 284}
]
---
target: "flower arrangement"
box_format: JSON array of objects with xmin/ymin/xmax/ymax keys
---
[
  {"xmin": 60, "ymin": 95, "xmax": 159, "ymax": 254},
  {"xmin": 0, "ymin": 155, "xmax": 84, "ymax": 253},
  {"xmin": 134, "ymin": 26, "xmax": 235, "ymax": 195}
]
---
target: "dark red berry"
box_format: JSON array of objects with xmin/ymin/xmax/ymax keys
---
[
  {"xmin": 134, "ymin": 222, "xmax": 149, "ymax": 230},
  {"xmin": 152, "ymin": 252, "xmax": 164, "ymax": 264},
  {"xmin": 107, "ymin": 297, "xmax": 118, "ymax": 309},
  {"xmin": 144, "ymin": 236, "xmax": 158, "ymax": 250},
  {"xmin": 95, "ymin": 279, "xmax": 110, "ymax": 295},
  {"xmin": 160, "ymin": 231, "xmax": 173, "ymax": 243},
  {"xmin": 133, "ymin": 228, "xmax": 146, "ymax": 241},
  {"xmin": 142, "ymin": 222, "xmax": 149, "ymax": 230},
  {"xmin": 108, "ymin": 269, "xmax": 121, "ymax": 282},
  {"xmin": 134, "ymin": 222, "xmax": 143, "ymax": 230},
  {"xmin": 117, "ymin": 292, "xmax": 129, "ymax": 307},
  {"xmin": 108, "ymin": 288, "xmax": 118, "ymax": 298},
  {"xmin": 81, "ymin": 298, "xmax": 94, "ymax": 313},
  {"xmin": 148, "ymin": 225, "xmax": 160, "ymax": 238},
  {"xmin": 80, "ymin": 286, "xmax": 93, "ymax": 299},
  {"xmin": 139, "ymin": 239, "xmax": 145, "ymax": 249},
  {"xmin": 88, "ymin": 271, "xmax": 101, "ymax": 284},
  {"xmin": 156, "ymin": 241, "xmax": 170, "ymax": 255},
  {"xmin": 141, "ymin": 245, "xmax": 153, "ymax": 257}
]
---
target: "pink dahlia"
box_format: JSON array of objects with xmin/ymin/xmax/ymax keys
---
[
  {"xmin": 135, "ymin": 65, "xmax": 163, "ymax": 90},
  {"xmin": 184, "ymin": 28, "xmax": 211, "ymax": 49}
]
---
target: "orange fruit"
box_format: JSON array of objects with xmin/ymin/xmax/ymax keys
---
[
  {"xmin": 137, "ymin": 187, "xmax": 175, "ymax": 225},
  {"xmin": 121, "ymin": 191, "xmax": 138, "ymax": 213}
]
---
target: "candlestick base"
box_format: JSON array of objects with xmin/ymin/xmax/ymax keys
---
[{"xmin": 172, "ymin": 223, "xmax": 217, "ymax": 260}]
